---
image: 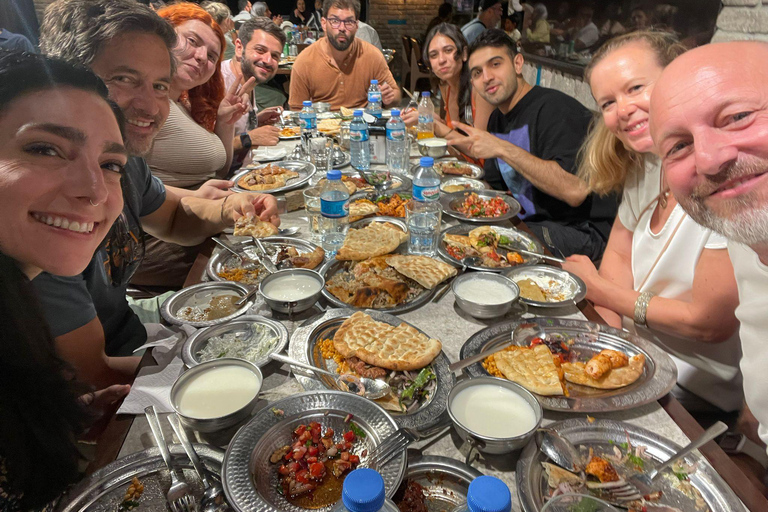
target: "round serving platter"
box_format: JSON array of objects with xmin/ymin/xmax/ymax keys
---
[
  {"xmin": 57, "ymin": 444, "xmax": 224, "ymax": 512},
  {"xmin": 160, "ymin": 281, "xmax": 253, "ymax": 328},
  {"xmin": 460, "ymin": 317, "xmax": 677, "ymax": 412},
  {"xmin": 288, "ymin": 308, "xmax": 454, "ymax": 431},
  {"xmin": 504, "ymin": 265, "xmax": 587, "ymax": 308},
  {"xmin": 181, "ymin": 314, "xmax": 289, "ymax": 368},
  {"xmin": 232, "ymin": 160, "xmax": 316, "ymax": 194},
  {"xmin": 439, "ymin": 189, "xmax": 521, "ymax": 223},
  {"xmin": 207, "ymin": 236, "xmax": 324, "ymax": 286},
  {"xmin": 516, "ymin": 418, "xmax": 741, "ymax": 512},
  {"xmin": 432, "ymin": 158, "xmax": 485, "ymax": 180},
  {"xmin": 222, "ymin": 390, "xmax": 407, "ymax": 512},
  {"xmin": 311, "ymin": 170, "xmax": 411, "ymax": 195},
  {"xmin": 393, "ymin": 450, "xmax": 483, "ymax": 511},
  {"xmin": 437, "ymin": 224, "xmax": 543, "ymax": 272},
  {"xmin": 439, "ymin": 177, "xmax": 488, "ymax": 194}
]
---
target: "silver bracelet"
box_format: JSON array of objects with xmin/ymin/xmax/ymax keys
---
[{"xmin": 633, "ymin": 291, "xmax": 656, "ymax": 327}]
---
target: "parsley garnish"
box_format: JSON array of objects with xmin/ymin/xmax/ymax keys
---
[{"xmin": 349, "ymin": 422, "xmax": 366, "ymax": 438}]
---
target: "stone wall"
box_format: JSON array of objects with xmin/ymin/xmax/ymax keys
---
[
  {"xmin": 367, "ymin": 0, "xmax": 443, "ymax": 53},
  {"xmin": 712, "ymin": 0, "xmax": 768, "ymax": 42}
]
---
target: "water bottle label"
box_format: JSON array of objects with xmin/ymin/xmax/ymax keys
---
[
  {"xmin": 386, "ymin": 128, "xmax": 406, "ymax": 140},
  {"xmin": 350, "ymin": 128, "xmax": 369, "ymax": 142},
  {"xmin": 320, "ymin": 198, "xmax": 348, "ymax": 218},
  {"xmin": 300, "ymin": 116, "xmax": 316, "ymax": 130},
  {"xmin": 418, "ymin": 114, "xmax": 433, "ymax": 124},
  {"xmin": 413, "ymin": 185, "xmax": 439, "ymax": 202},
  {"xmin": 368, "ymin": 91, "xmax": 382, "ymax": 103}
]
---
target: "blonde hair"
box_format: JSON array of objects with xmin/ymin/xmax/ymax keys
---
[{"xmin": 578, "ymin": 31, "xmax": 686, "ymax": 196}]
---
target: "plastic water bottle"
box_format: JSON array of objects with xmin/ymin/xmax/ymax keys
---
[
  {"xmin": 365, "ymin": 79, "xmax": 382, "ymax": 119},
  {"xmin": 350, "ymin": 110, "xmax": 370, "ymax": 171},
  {"xmin": 331, "ymin": 469, "xmax": 399, "ymax": 512},
  {"xmin": 289, "ymin": 25, "xmax": 299, "ymax": 56},
  {"xmin": 320, "ymin": 169, "xmax": 349, "ymax": 257},
  {"xmin": 408, "ymin": 156, "xmax": 441, "ymax": 256},
  {"xmin": 385, "ymin": 108, "xmax": 408, "ymax": 173},
  {"xmin": 450, "ymin": 476, "xmax": 511, "ymax": 512},
  {"xmin": 417, "ymin": 91, "xmax": 434, "ymax": 140},
  {"xmin": 300, "ymin": 100, "xmax": 317, "ymax": 137}
]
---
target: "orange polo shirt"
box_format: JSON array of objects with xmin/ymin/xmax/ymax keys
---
[{"xmin": 288, "ymin": 38, "xmax": 397, "ymax": 111}]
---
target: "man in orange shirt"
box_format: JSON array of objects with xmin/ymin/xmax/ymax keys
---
[{"xmin": 288, "ymin": 0, "xmax": 400, "ymax": 110}]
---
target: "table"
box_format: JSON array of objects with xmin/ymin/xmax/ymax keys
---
[{"xmin": 90, "ymin": 139, "xmax": 768, "ymax": 511}]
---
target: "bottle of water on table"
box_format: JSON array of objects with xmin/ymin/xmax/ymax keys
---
[
  {"xmin": 331, "ymin": 469, "xmax": 399, "ymax": 512},
  {"xmin": 386, "ymin": 108, "xmax": 408, "ymax": 173},
  {"xmin": 300, "ymin": 100, "xmax": 317, "ymax": 137},
  {"xmin": 320, "ymin": 169, "xmax": 349, "ymax": 257},
  {"xmin": 365, "ymin": 79, "xmax": 382, "ymax": 119},
  {"xmin": 451, "ymin": 475, "xmax": 511, "ymax": 512},
  {"xmin": 408, "ymin": 156, "xmax": 441, "ymax": 256},
  {"xmin": 417, "ymin": 91, "xmax": 434, "ymax": 140},
  {"xmin": 350, "ymin": 110, "xmax": 370, "ymax": 171}
]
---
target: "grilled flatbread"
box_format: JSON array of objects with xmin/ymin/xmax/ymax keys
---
[
  {"xmin": 562, "ymin": 354, "xmax": 645, "ymax": 389},
  {"xmin": 468, "ymin": 225, "xmax": 499, "ymax": 254},
  {"xmin": 233, "ymin": 216, "xmax": 279, "ymax": 238},
  {"xmin": 517, "ymin": 278, "xmax": 547, "ymax": 302},
  {"xmin": 385, "ymin": 255, "xmax": 457, "ymax": 289},
  {"xmin": 348, "ymin": 200, "xmax": 379, "ymax": 220},
  {"xmin": 333, "ymin": 311, "xmax": 441, "ymax": 371},
  {"xmin": 335, "ymin": 222, "xmax": 404, "ymax": 261},
  {"xmin": 237, "ymin": 165, "xmax": 299, "ymax": 191},
  {"xmin": 494, "ymin": 345, "xmax": 565, "ymax": 396},
  {"xmin": 542, "ymin": 462, "xmax": 584, "ymax": 488}
]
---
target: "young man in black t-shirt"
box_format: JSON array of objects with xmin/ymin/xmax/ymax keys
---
[{"xmin": 450, "ymin": 29, "xmax": 616, "ymax": 260}]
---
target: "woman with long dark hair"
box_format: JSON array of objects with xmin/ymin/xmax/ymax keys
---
[{"xmin": 0, "ymin": 50, "xmax": 129, "ymax": 509}]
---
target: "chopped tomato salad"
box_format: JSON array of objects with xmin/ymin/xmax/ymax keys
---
[{"xmin": 456, "ymin": 193, "xmax": 510, "ymax": 218}]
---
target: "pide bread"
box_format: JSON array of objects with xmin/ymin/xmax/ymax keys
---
[
  {"xmin": 233, "ymin": 216, "xmax": 279, "ymax": 238},
  {"xmin": 494, "ymin": 345, "xmax": 565, "ymax": 396},
  {"xmin": 385, "ymin": 255, "xmax": 457, "ymax": 289},
  {"xmin": 335, "ymin": 222, "xmax": 405, "ymax": 261},
  {"xmin": 333, "ymin": 311, "xmax": 441, "ymax": 371}
]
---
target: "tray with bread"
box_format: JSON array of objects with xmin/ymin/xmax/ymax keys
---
[
  {"xmin": 288, "ymin": 308, "xmax": 454, "ymax": 430},
  {"xmin": 232, "ymin": 160, "xmax": 315, "ymax": 194},
  {"xmin": 438, "ymin": 224, "xmax": 544, "ymax": 272},
  {"xmin": 459, "ymin": 317, "xmax": 677, "ymax": 412},
  {"xmin": 312, "ymin": 171, "xmax": 411, "ymax": 196},
  {"xmin": 348, "ymin": 191, "xmax": 412, "ymax": 221}
]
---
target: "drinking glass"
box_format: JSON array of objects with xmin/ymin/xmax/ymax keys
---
[
  {"xmin": 540, "ymin": 494, "xmax": 619, "ymax": 512},
  {"xmin": 303, "ymin": 186, "xmax": 323, "ymax": 242},
  {"xmin": 309, "ymin": 135, "xmax": 332, "ymax": 173}
]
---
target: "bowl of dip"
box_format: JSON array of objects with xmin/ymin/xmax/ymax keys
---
[
  {"xmin": 451, "ymin": 272, "xmax": 520, "ymax": 319},
  {"xmin": 447, "ymin": 376, "xmax": 542, "ymax": 459},
  {"xmin": 171, "ymin": 358, "xmax": 263, "ymax": 432},
  {"xmin": 417, "ymin": 137, "xmax": 448, "ymax": 158},
  {"xmin": 258, "ymin": 268, "xmax": 325, "ymax": 314}
]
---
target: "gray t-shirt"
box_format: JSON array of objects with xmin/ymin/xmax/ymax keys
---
[{"xmin": 32, "ymin": 157, "xmax": 166, "ymax": 356}]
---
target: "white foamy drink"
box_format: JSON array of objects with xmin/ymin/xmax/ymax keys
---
[
  {"xmin": 262, "ymin": 274, "xmax": 322, "ymax": 301},
  {"xmin": 455, "ymin": 279, "xmax": 515, "ymax": 305},
  {"xmin": 450, "ymin": 384, "xmax": 537, "ymax": 438},
  {"xmin": 176, "ymin": 365, "xmax": 261, "ymax": 419}
]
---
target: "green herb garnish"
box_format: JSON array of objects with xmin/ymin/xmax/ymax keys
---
[
  {"xmin": 673, "ymin": 470, "xmax": 688, "ymax": 481},
  {"xmin": 349, "ymin": 422, "xmax": 366, "ymax": 438},
  {"xmin": 217, "ymin": 351, "xmax": 227, "ymax": 358},
  {"xmin": 571, "ymin": 499, "xmax": 600, "ymax": 512},
  {"xmin": 399, "ymin": 366, "xmax": 436, "ymax": 404},
  {"xmin": 305, "ymin": 439, "xmax": 313, "ymax": 447},
  {"xmin": 627, "ymin": 453, "xmax": 645, "ymax": 469},
  {"xmin": 498, "ymin": 235, "xmax": 511, "ymax": 246},
  {"xmin": 619, "ymin": 442, "xmax": 629, "ymax": 451}
]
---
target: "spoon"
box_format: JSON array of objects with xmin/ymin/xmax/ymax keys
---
[
  {"xmin": 269, "ymin": 353, "xmax": 391, "ymax": 399},
  {"xmin": 537, "ymin": 427, "xmax": 584, "ymax": 473},
  {"xmin": 211, "ymin": 238, "xmax": 259, "ymax": 270},
  {"xmin": 432, "ymin": 256, "xmax": 481, "ymax": 303},
  {"xmin": 278, "ymin": 226, "xmax": 301, "ymax": 236}
]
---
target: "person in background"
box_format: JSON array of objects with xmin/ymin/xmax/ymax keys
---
[
  {"xmin": 524, "ymin": 3, "xmax": 550, "ymax": 43},
  {"xmin": 563, "ymin": 32, "xmax": 743, "ymax": 421},
  {"xmin": 224, "ymin": 16, "xmax": 286, "ymax": 168},
  {"xmin": 630, "ymin": 7, "xmax": 649, "ymax": 31},
  {"xmin": 233, "ymin": 0, "xmax": 252, "ymax": 28},
  {"xmin": 252, "ymin": 1, "xmax": 283, "ymax": 26},
  {"xmin": 571, "ymin": 5, "xmax": 599, "ymax": 51},
  {"xmin": 425, "ymin": 2, "xmax": 453, "ymax": 40},
  {"xmin": 308, "ymin": 0, "xmax": 324, "ymax": 31},
  {"xmin": 461, "ymin": 0, "xmax": 502, "ymax": 45},
  {"xmin": 597, "ymin": 3, "xmax": 626, "ymax": 39},
  {"xmin": 288, "ymin": 0, "xmax": 399, "ymax": 110},
  {"xmin": 450, "ymin": 29, "xmax": 617, "ymax": 260},
  {"xmin": 36, "ymin": 0, "xmax": 279, "ymax": 387},
  {"xmin": 0, "ymin": 27, "xmax": 34, "ymax": 53},
  {"xmin": 0, "ymin": 50, "xmax": 130, "ymax": 510},
  {"xmin": 403, "ymin": 23, "xmax": 493, "ymax": 139},
  {"xmin": 356, "ymin": 20, "xmax": 383, "ymax": 51},
  {"xmin": 202, "ymin": 1, "xmax": 237, "ymax": 61},
  {"xmin": 503, "ymin": 13, "xmax": 522, "ymax": 43},
  {"xmin": 651, "ymin": 40, "xmax": 768, "ymax": 474},
  {"xmin": 290, "ymin": 0, "xmax": 310, "ymax": 25}
]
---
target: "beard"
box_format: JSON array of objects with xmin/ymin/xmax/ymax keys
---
[
  {"xmin": 241, "ymin": 58, "xmax": 272, "ymax": 85},
  {"xmin": 677, "ymin": 156, "xmax": 768, "ymax": 246},
  {"xmin": 477, "ymin": 77, "xmax": 517, "ymax": 108},
  {"xmin": 327, "ymin": 30, "xmax": 354, "ymax": 51}
]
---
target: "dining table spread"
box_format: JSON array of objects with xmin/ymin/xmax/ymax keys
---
[{"xmin": 84, "ymin": 133, "xmax": 760, "ymax": 512}]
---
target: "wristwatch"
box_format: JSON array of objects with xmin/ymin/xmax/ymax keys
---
[
  {"xmin": 239, "ymin": 132, "xmax": 252, "ymax": 150},
  {"xmin": 717, "ymin": 431, "xmax": 768, "ymax": 468}
]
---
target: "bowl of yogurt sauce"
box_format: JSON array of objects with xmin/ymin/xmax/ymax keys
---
[
  {"xmin": 258, "ymin": 268, "xmax": 325, "ymax": 314},
  {"xmin": 171, "ymin": 358, "xmax": 263, "ymax": 432},
  {"xmin": 451, "ymin": 272, "xmax": 520, "ymax": 319},
  {"xmin": 447, "ymin": 376, "xmax": 542, "ymax": 461}
]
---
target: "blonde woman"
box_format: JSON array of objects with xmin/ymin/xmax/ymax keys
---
[{"xmin": 563, "ymin": 31, "xmax": 743, "ymax": 419}]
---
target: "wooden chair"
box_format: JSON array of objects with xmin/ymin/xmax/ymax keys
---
[{"xmin": 406, "ymin": 36, "xmax": 431, "ymax": 92}]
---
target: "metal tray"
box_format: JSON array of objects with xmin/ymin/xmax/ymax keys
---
[
  {"xmin": 349, "ymin": 216, "xmax": 409, "ymax": 231},
  {"xmin": 432, "ymin": 158, "xmax": 485, "ymax": 180},
  {"xmin": 517, "ymin": 418, "xmax": 742, "ymax": 512},
  {"xmin": 392, "ymin": 451, "xmax": 482, "ymax": 511},
  {"xmin": 311, "ymin": 171, "xmax": 411, "ymax": 194},
  {"xmin": 439, "ymin": 177, "xmax": 488, "ymax": 193},
  {"xmin": 439, "ymin": 189, "xmax": 521, "ymax": 223},
  {"xmin": 207, "ymin": 236, "xmax": 324, "ymax": 286},
  {"xmin": 160, "ymin": 281, "xmax": 253, "ymax": 328},
  {"xmin": 460, "ymin": 317, "xmax": 677, "ymax": 412},
  {"xmin": 288, "ymin": 309, "xmax": 454, "ymax": 430},
  {"xmin": 437, "ymin": 224, "xmax": 543, "ymax": 272},
  {"xmin": 222, "ymin": 390, "xmax": 407, "ymax": 512},
  {"xmin": 56, "ymin": 444, "xmax": 224, "ymax": 512},
  {"xmin": 504, "ymin": 265, "xmax": 587, "ymax": 307},
  {"xmin": 181, "ymin": 315, "xmax": 289, "ymax": 368},
  {"xmin": 232, "ymin": 160, "xmax": 316, "ymax": 194},
  {"xmin": 349, "ymin": 189, "xmax": 412, "ymax": 219}
]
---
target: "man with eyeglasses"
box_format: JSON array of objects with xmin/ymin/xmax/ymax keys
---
[
  {"xmin": 223, "ymin": 16, "xmax": 286, "ymax": 169},
  {"xmin": 288, "ymin": 0, "xmax": 399, "ymax": 111}
]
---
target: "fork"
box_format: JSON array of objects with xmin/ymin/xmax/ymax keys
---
[
  {"xmin": 144, "ymin": 406, "xmax": 198, "ymax": 512},
  {"xmin": 212, "ymin": 238, "xmax": 259, "ymax": 271}
]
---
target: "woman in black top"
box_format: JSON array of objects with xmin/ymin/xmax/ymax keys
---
[{"xmin": 289, "ymin": 0, "xmax": 311, "ymax": 25}]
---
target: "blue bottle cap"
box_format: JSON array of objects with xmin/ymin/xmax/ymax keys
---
[
  {"xmin": 341, "ymin": 468, "xmax": 386, "ymax": 512},
  {"xmin": 421, "ymin": 91, "xmax": 430, "ymax": 97},
  {"xmin": 466, "ymin": 476, "xmax": 511, "ymax": 512},
  {"xmin": 390, "ymin": 109, "xmax": 400, "ymax": 117},
  {"xmin": 327, "ymin": 169, "xmax": 342, "ymax": 180},
  {"xmin": 303, "ymin": 100, "xmax": 312, "ymax": 107},
  {"xmin": 353, "ymin": 110, "xmax": 364, "ymax": 117},
  {"xmin": 371, "ymin": 79, "xmax": 378, "ymax": 84},
  {"xmin": 419, "ymin": 156, "xmax": 434, "ymax": 167}
]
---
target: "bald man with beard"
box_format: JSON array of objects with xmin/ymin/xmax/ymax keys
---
[{"xmin": 651, "ymin": 41, "xmax": 768, "ymax": 471}]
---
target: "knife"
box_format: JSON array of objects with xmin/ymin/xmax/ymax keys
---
[{"xmin": 448, "ymin": 340, "xmax": 515, "ymax": 373}]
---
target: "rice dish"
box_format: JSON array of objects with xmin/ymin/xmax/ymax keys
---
[{"xmin": 196, "ymin": 323, "xmax": 279, "ymax": 363}]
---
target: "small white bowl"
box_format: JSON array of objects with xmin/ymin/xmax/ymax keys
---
[
  {"xmin": 417, "ymin": 137, "xmax": 448, "ymax": 158},
  {"xmin": 452, "ymin": 272, "xmax": 520, "ymax": 319}
]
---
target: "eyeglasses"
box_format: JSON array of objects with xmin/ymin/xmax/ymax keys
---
[
  {"xmin": 103, "ymin": 211, "xmax": 144, "ymax": 288},
  {"xmin": 326, "ymin": 17, "xmax": 357, "ymax": 29}
]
